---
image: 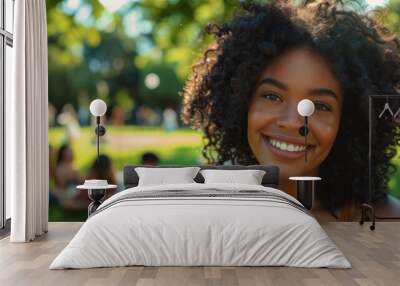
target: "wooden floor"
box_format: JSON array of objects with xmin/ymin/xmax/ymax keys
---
[{"xmin": 0, "ymin": 222, "xmax": 399, "ymax": 286}]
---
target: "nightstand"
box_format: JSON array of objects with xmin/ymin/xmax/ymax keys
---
[
  {"xmin": 77, "ymin": 184, "xmax": 117, "ymax": 217},
  {"xmin": 289, "ymin": 176, "xmax": 321, "ymax": 210}
]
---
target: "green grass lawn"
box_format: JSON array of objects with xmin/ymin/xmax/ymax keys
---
[{"xmin": 49, "ymin": 126, "xmax": 205, "ymax": 175}]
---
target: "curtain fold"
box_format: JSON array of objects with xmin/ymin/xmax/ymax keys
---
[{"xmin": 8, "ymin": 0, "xmax": 49, "ymax": 242}]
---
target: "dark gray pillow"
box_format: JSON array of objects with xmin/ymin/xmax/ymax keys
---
[{"xmin": 123, "ymin": 165, "xmax": 279, "ymax": 189}]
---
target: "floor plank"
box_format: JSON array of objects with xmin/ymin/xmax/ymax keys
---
[{"xmin": 0, "ymin": 222, "xmax": 399, "ymax": 286}]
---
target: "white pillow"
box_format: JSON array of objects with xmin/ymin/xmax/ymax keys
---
[
  {"xmin": 135, "ymin": 167, "xmax": 201, "ymax": 186},
  {"xmin": 200, "ymin": 169, "xmax": 266, "ymax": 185}
]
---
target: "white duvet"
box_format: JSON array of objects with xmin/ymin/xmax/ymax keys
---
[{"xmin": 50, "ymin": 183, "xmax": 351, "ymax": 269}]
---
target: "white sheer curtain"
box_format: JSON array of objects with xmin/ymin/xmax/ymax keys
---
[{"xmin": 7, "ymin": 0, "xmax": 49, "ymax": 242}]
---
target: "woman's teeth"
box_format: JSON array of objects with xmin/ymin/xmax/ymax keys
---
[{"xmin": 268, "ymin": 138, "xmax": 306, "ymax": 152}]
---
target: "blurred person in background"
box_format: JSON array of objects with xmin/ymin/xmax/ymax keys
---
[
  {"xmin": 80, "ymin": 154, "xmax": 119, "ymax": 200},
  {"xmin": 136, "ymin": 105, "xmax": 161, "ymax": 126},
  {"xmin": 141, "ymin": 152, "xmax": 160, "ymax": 166},
  {"xmin": 57, "ymin": 104, "xmax": 81, "ymax": 140},
  {"xmin": 55, "ymin": 144, "xmax": 83, "ymax": 198},
  {"xmin": 115, "ymin": 152, "xmax": 161, "ymax": 191},
  {"xmin": 111, "ymin": 105, "xmax": 126, "ymax": 126},
  {"xmin": 78, "ymin": 93, "xmax": 90, "ymax": 126},
  {"xmin": 86, "ymin": 154, "xmax": 117, "ymax": 185},
  {"xmin": 162, "ymin": 107, "xmax": 178, "ymax": 131},
  {"xmin": 48, "ymin": 103, "xmax": 57, "ymax": 127}
]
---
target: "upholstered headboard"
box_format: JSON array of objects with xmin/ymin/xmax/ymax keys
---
[{"xmin": 123, "ymin": 165, "xmax": 280, "ymax": 189}]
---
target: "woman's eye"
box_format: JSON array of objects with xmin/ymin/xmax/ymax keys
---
[
  {"xmin": 314, "ymin": 102, "xmax": 332, "ymax": 112},
  {"xmin": 261, "ymin": 93, "xmax": 282, "ymax": 102}
]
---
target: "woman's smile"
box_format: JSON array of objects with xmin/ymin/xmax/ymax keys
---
[{"xmin": 262, "ymin": 134, "xmax": 316, "ymax": 160}]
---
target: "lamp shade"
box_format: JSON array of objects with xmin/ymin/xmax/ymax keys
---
[
  {"xmin": 297, "ymin": 99, "xmax": 315, "ymax": 117},
  {"xmin": 89, "ymin": 99, "xmax": 107, "ymax": 117}
]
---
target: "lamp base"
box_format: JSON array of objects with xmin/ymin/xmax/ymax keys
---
[
  {"xmin": 296, "ymin": 180, "xmax": 315, "ymax": 210},
  {"xmin": 88, "ymin": 189, "xmax": 106, "ymax": 216},
  {"xmin": 359, "ymin": 203, "xmax": 375, "ymax": 231}
]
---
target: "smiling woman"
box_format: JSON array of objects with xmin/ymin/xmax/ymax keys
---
[
  {"xmin": 181, "ymin": 0, "xmax": 400, "ymax": 219},
  {"xmin": 247, "ymin": 48, "xmax": 343, "ymax": 198}
]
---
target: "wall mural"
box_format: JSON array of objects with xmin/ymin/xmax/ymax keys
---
[{"xmin": 47, "ymin": 0, "xmax": 400, "ymax": 222}]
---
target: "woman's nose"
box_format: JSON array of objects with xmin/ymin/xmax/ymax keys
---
[{"xmin": 276, "ymin": 104, "xmax": 304, "ymax": 130}]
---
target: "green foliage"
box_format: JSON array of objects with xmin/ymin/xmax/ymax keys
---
[
  {"xmin": 385, "ymin": 0, "xmax": 400, "ymax": 35},
  {"xmin": 46, "ymin": 0, "xmax": 241, "ymax": 116},
  {"xmin": 135, "ymin": 0, "xmax": 237, "ymax": 78},
  {"xmin": 138, "ymin": 63, "xmax": 183, "ymax": 108}
]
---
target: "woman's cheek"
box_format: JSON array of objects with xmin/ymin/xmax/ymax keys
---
[
  {"xmin": 248, "ymin": 99, "xmax": 281, "ymax": 128},
  {"xmin": 247, "ymin": 101, "xmax": 268, "ymax": 154},
  {"xmin": 247, "ymin": 106, "xmax": 262, "ymax": 147},
  {"xmin": 248, "ymin": 105, "xmax": 266, "ymax": 130},
  {"xmin": 312, "ymin": 113, "xmax": 340, "ymax": 159}
]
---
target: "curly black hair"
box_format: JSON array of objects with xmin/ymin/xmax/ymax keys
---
[{"xmin": 181, "ymin": 0, "xmax": 400, "ymax": 209}]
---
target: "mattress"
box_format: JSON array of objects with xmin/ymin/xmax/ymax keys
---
[{"xmin": 50, "ymin": 183, "xmax": 351, "ymax": 269}]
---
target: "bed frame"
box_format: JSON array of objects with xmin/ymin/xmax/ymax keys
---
[{"xmin": 123, "ymin": 165, "xmax": 280, "ymax": 189}]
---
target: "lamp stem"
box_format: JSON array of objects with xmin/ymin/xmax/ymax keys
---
[
  {"xmin": 305, "ymin": 116, "xmax": 308, "ymax": 162},
  {"xmin": 96, "ymin": 116, "xmax": 100, "ymax": 167}
]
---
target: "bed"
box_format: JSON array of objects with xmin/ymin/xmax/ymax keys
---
[{"xmin": 50, "ymin": 165, "xmax": 350, "ymax": 269}]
